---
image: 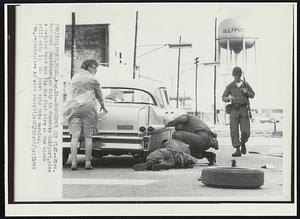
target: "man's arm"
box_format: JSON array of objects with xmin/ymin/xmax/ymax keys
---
[
  {"xmin": 242, "ymin": 82, "xmax": 255, "ymax": 99},
  {"xmin": 92, "ymin": 79, "xmax": 108, "ymax": 113},
  {"xmin": 193, "ymin": 127, "xmax": 217, "ymax": 138},
  {"xmin": 166, "ymin": 114, "xmax": 189, "ymax": 127},
  {"xmin": 222, "ymin": 85, "xmax": 232, "ymax": 102}
]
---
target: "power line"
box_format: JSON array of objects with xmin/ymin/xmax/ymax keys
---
[
  {"xmin": 136, "ymin": 44, "xmax": 168, "ymax": 58},
  {"xmin": 180, "ymin": 64, "xmax": 195, "ymax": 75},
  {"xmin": 139, "ymin": 75, "xmax": 163, "ymax": 83},
  {"xmin": 137, "ymin": 43, "xmax": 167, "ymax": 47}
]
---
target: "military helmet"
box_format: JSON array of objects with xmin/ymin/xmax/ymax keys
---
[{"xmin": 232, "ymin": 66, "xmax": 242, "ymax": 77}]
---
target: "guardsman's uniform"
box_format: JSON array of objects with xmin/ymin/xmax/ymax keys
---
[{"xmin": 222, "ymin": 66, "xmax": 255, "ymax": 157}]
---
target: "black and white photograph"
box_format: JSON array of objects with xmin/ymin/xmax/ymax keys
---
[{"xmin": 5, "ymin": 2, "xmax": 296, "ymax": 216}]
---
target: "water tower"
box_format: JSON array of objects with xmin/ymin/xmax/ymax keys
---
[
  {"xmin": 217, "ymin": 16, "xmax": 258, "ymax": 77},
  {"xmin": 217, "ymin": 17, "xmax": 258, "ymax": 123}
]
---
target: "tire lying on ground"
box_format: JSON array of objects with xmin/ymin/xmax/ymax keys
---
[{"xmin": 201, "ymin": 167, "xmax": 264, "ymax": 189}]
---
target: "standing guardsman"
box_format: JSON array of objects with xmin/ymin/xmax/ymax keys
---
[{"xmin": 222, "ymin": 66, "xmax": 255, "ymax": 157}]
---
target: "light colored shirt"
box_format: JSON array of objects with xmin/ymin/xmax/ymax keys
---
[{"xmin": 236, "ymin": 81, "xmax": 243, "ymax": 87}]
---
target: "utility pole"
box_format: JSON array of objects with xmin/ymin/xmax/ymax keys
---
[
  {"xmin": 194, "ymin": 57, "xmax": 199, "ymax": 117},
  {"xmin": 71, "ymin": 12, "xmax": 76, "ymax": 78},
  {"xmin": 133, "ymin": 11, "xmax": 138, "ymax": 79},
  {"xmin": 213, "ymin": 17, "xmax": 217, "ymax": 124},
  {"xmin": 176, "ymin": 36, "xmax": 182, "ymax": 108}
]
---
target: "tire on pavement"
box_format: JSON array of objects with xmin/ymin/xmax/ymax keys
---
[{"xmin": 201, "ymin": 167, "xmax": 264, "ymax": 189}]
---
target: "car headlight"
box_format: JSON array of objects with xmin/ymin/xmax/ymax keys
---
[{"xmin": 139, "ymin": 126, "xmax": 146, "ymax": 132}]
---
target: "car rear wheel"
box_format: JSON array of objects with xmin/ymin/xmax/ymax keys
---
[
  {"xmin": 201, "ymin": 167, "xmax": 264, "ymax": 189},
  {"xmin": 63, "ymin": 148, "xmax": 70, "ymax": 166}
]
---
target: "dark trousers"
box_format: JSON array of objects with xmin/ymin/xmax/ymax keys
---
[
  {"xmin": 172, "ymin": 131, "xmax": 211, "ymax": 159},
  {"xmin": 230, "ymin": 106, "xmax": 250, "ymax": 148}
]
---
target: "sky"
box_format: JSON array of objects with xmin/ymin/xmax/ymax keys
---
[
  {"xmin": 128, "ymin": 3, "xmax": 294, "ymax": 111},
  {"xmin": 17, "ymin": 3, "xmax": 295, "ymax": 111}
]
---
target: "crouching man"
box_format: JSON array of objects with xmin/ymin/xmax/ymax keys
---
[{"xmin": 166, "ymin": 114, "xmax": 219, "ymax": 166}]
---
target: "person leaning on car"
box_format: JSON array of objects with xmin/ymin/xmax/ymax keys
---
[
  {"xmin": 63, "ymin": 59, "xmax": 108, "ymax": 170},
  {"xmin": 222, "ymin": 66, "xmax": 255, "ymax": 157},
  {"xmin": 165, "ymin": 114, "xmax": 219, "ymax": 166}
]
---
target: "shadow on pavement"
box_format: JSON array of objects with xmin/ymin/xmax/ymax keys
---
[{"xmin": 65, "ymin": 155, "xmax": 139, "ymax": 169}]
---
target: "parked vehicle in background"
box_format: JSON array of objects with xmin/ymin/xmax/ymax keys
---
[{"xmin": 62, "ymin": 80, "xmax": 185, "ymax": 165}]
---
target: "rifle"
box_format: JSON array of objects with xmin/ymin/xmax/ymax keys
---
[{"xmin": 243, "ymin": 75, "xmax": 253, "ymax": 121}]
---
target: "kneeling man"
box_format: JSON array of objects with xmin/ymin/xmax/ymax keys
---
[{"xmin": 166, "ymin": 114, "xmax": 219, "ymax": 165}]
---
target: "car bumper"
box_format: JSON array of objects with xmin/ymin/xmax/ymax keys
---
[{"xmin": 63, "ymin": 133, "xmax": 146, "ymax": 151}]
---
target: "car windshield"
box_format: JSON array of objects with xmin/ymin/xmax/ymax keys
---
[{"xmin": 102, "ymin": 87, "xmax": 155, "ymax": 105}]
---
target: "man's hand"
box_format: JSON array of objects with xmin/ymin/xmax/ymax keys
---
[
  {"xmin": 223, "ymin": 96, "xmax": 234, "ymax": 102},
  {"xmin": 100, "ymin": 105, "xmax": 108, "ymax": 113},
  {"xmin": 241, "ymin": 88, "xmax": 248, "ymax": 95}
]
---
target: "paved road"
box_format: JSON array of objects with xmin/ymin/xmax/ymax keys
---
[{"xmin": 62, "ymin": 136, "xmax": 286, "ymax": 201}]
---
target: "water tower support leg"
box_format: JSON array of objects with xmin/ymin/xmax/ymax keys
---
[
  {"xmin": 243, "ymin": 36, "xmax": 246, "ymax": 75},
  {"xmin": 230, "ymin": 49, "xmax": 233, "ymax": 69},
  {"xmin": 227, "ymin": 37, "xmax": 230, "ymax": 74},
  {"xmin": 234, "ymin": 53, "xmax": 238, "ymax": 66}
]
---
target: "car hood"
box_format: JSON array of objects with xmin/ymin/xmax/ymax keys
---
[{"xmin": 96, "ymin": 103, "xmax": 164, "ymax": 134}]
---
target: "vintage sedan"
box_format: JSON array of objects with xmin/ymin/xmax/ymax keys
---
[{"xmin": 62, "ymin": 80, "xmax": 185, "ymax": 165}]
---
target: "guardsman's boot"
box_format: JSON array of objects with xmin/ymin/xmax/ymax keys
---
[
  {"xmin": 204, "ymin": 151, "xmax": 216, "ymax": 166},
  {"xmin": 232, "ymin": 147, "xmax": 242, "ymax": 157}
]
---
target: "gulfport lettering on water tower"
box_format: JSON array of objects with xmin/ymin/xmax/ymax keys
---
[{"xmin": 222, "ymin": 27, "xmax": 244, "ymax": 34}]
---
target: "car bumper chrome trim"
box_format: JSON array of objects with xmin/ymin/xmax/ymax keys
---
[{"xmin": 96, "ymin": 143, "xmax": 142, "ymax": 150}]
